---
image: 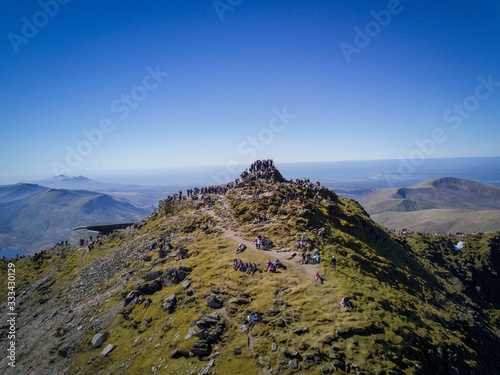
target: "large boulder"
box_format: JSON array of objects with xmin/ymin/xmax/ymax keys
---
[
  {"xmin": 91, "ymin": 333, "xmax": 107, "ymax": 348},
  {"xmin": 142, "ymin": 269, "xmax": 163, "ymax": 281},
  {"xmin": 206, "ymin": 294, "xmax": 223, "ymax": 309},
  {"xmin": 162, "ymin": 267, "xmax": 190, "ymax": 287},
  {"xmin": 162, "ymin": 294, "xmax": 177, "ymax": 313},
  {"xmin": 134, "ymin": 279, "xmax": 162, "ymax": 295}
]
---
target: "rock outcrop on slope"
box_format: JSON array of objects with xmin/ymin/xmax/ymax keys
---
[{"xmin": 1, "ymin": 162, "xmax": 499, "ymax": 375}]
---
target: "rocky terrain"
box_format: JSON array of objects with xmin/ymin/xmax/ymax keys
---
[{"xmin": 1, "ymin": 165, "xmax": 499, "ymax": 375}]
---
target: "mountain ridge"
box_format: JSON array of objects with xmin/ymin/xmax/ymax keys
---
[
  {"xmin": 0, "ymin": 185, "xmax": 152, "ymax": 253},
  {"xmin": 360, "ymin": 177, "xmax": 500, "ymax": 233},
  {"xmin": 1, "ymin": 163, "xmax": 499, "ymax": 374}
]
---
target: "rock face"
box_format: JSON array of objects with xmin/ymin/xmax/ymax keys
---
[{"xmin": 189, "ymin": 314, "xmax": 225, "ymax": 358}]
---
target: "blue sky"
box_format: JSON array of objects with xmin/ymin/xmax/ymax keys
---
[{"xmin": 1, "ymin": 0, "xmax": 499, "ymax": 183}]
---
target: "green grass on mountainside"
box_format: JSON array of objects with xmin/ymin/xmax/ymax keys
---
[{"xmin": 1, "ymin": 177, "xmax": 499, "ymax": 375}]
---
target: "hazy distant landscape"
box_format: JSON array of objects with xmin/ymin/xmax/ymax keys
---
[
  {"xmin": 2, "ymin": 158, "xmax": 500, "ymax": 256},
  {"xmin": 360, "ymin": 176, "xmax": 500, "ymax": 233},
  {"xmin": 0, "ymin": 176, "xmax": 183, "ymax": 255}
]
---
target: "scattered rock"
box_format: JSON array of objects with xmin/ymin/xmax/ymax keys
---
[
  {"xmin": 189, "ymin": 314, "xmax": 225, "ymax": 358},
  {"xmin": 142, "ymin": 269, "xmax": 162, "ymax": 281},
  {"xmin": 185, "ymin": 327, "xmax": 197, "ymax": 340},
  {"xmin": 184, "ymin": 297, "xmax": 197, "ymax": 305},
  {"xmin": 100, "ymin": 344, "xmax": 115, "ymax": 357},
  {"xmin": 162, "ymin": 294, "xmax": 177, "ymax": 313},
  {"xmin": 91, "ymin": 333, "xmax": 107, "ymax": 348},
  {"xmin": 162, "ymin": 267, "xmax": 191, "ymax": 287},
  {"xmin": 275, "ymin": 318, "xmax": 286, "ymax": 327},
  {"xmin": 38, "ymin": 297, "xmax": 49, "ymax": 304},
  {"xmin": 132, "ymin": 336, "xmax": 141, "ymax": 347},
  {"xmin": 190, "ymin": 340, "xmax": 212, "ymax": 358},
  {"xmin": 134, "ymin": 280, "xmax": 162, "ymax": 295},
  {"xmin": 293, "ymin": 327, "xmax": 309, "ymax": 335},
  {"xmin": 206, "ymin": 294, "xmax": 223, "ymax": 309},
  {"xmin": 181, "ymin": 278, "xmax": 191, "ymax": 289},
  {"xmin": 171, "ymin": 348, "xmax": 189, "ymax": 359},
  {"xmin": 201, "ymin": 359, "xmax": 215, "ymax": 374},
  {"xmin": 289, "ymin": 359, "xmax": 299, "ymax": 369},
  {"xmin": 229, "ymin": 297, "xmax": 249, "ymax": 305}
]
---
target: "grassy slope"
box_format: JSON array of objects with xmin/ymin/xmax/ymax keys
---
[{"xmin": 1, "ymin": 179, "xmax": 499, "ymax": 375}]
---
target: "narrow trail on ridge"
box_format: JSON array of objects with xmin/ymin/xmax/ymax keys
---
[
  {"xmin": 208, "ymin": 195, "xmax": 320, "ymax": 283},
  {"xmin": 204, "ymin": 194, "xmax": 324, "ymax": 373}
]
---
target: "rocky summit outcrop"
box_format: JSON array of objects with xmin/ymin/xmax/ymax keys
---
[{"xmin": 1, "ymin": 161, "xmax": 499, "ymax": 375}]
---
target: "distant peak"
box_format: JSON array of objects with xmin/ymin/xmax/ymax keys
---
[{"xmin": 51, "ymin": 175, "xmax": 91, "ymax": 181}]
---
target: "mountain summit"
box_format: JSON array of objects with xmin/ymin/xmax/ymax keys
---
[{"xmin": 1, "ymin": 162, "xmax": 499, "ymax": 374}]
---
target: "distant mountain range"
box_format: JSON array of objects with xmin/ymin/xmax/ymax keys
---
[
  {"xmin": 360, "ymin": 177, "xmax": 500, "ymax": 233},
  {"xmin": 0, "ymin": 183, "xmax": 153, "ymax": 254},
  {"xmin": 36, "ymin": 174, "xmax": 137, "ymax": 192},
  {"xmin": 33, "ymin": 174, "xmax": 178, "ymax": 208}
]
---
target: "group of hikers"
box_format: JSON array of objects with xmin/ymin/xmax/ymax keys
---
[
  {"xmin": 232, "ymin": 258, "xmax": 261, "ymax": 275},
  {"xmin": 186, "ymin": 160, "xmax": 356, "ymax": 311},
  {"xmin": 254, "ymin": 234, "xmax": 271, "ymax": 250},
  {"xmin": 254, "ymin": 213, "xmax": 268, "ymax": 223},
  {"xmin": 240, "ymin": 159, "xmax": 282, "ymax": 183},
  {"xmin": 302, "ymin": 250, "xmax": 321, "ymax": 264},
  {"xmin": 266, "ymin": 258, "xmax": 286, "ymax": 273}
]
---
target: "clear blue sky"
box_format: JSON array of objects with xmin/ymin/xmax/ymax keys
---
[{"xmin": 1, "ymin": 0, "xmax": 499, "ymax": 183}]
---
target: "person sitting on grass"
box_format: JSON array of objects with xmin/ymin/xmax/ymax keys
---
[
  {"xmin": 273, "ymin": 258, "xmax": 283, "ymax": 269},
  {"xmin": 247, "ymin": 312, "xmax": 262, "ymax": 331},
  {"xmin": 339, "ymin": 294, "xmax": 354, "ymax": 308},
  {"xmin": 236, "ymin": 243, "xmax": 246, "ymax": 253},
  {"xmin": 266, "ymin": 259, "xmax": 276, "ymax": 273},
  {"xmin": 315, "ymin": 272, "xmax": 323, "ymax": 283}
]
